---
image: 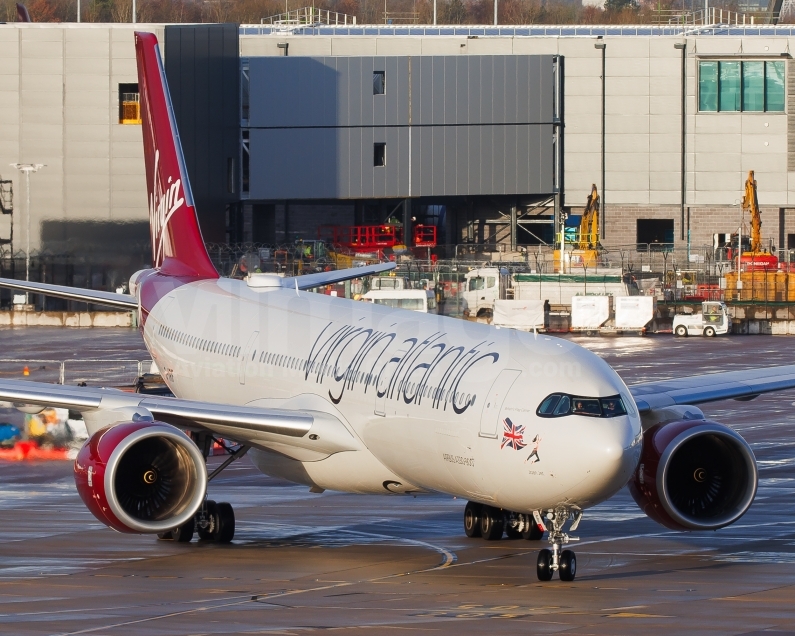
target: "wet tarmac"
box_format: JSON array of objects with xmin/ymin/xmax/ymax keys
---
[{"xmin": 1, "ymin": 327, "xmax": 795, "ymax": 635}]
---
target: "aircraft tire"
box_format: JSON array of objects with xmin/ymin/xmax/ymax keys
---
[
  {"xmin": 479, "ymin": 506, "xmax": 504, "ymax": 541},
  {"xmin": 504, "ymin": 525, "xmax": 521, "ymax": 539},
  {"xmin": 536, "ymin": 549, "xmax": 553, "ymax": 581},
  {"xmin": 521, "ymin": 524, "xmax": 544, "ymax": 541},
  {"xmin": 157, "ymin": 517, "xmax": 195, "ymax": 542},
  {"xmin": 559, "ymin": 550, "xmax": 577, "ymax": 582},
  {"xmin": 215, "ymin": 503, "xmax": 235, "ymax": 543},
  {"xmin": 172, "ymin": 517, "xmax": 195, "ymax": 543},
  {"xmin": 197, "ymin": 500, "xmax": 235, "ymax": 543},
  {"xmin": 464, "ymin": 502, "xmax": 482, "ymax": 538}
]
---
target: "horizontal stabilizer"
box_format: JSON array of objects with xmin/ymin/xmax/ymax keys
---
[
  {"xmin": 0, "ymin": 278, "xmax": 138, "ymax": 309},
  {"xmin": 284, "ymin": 262, "xmax": 397, "ymax": 291}
]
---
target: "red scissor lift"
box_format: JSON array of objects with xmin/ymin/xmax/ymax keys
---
[{"xmin": 319, "ymin": 224, "xmax": 437, "ymax": 253}]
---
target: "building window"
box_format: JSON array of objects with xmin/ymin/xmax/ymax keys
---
[
  {"xmin": 374, "ymin": 143, "xmax": 386, "ymax": 167},
  {"xmin": 373, "ymin": 71, "xmax": 385, "ymax": 95},
  {"xmin": 118, "ymin": 83, "xmax": 141, "ymax": 124},
  {"xmin": 637, "ymin": 219, "xmax": 674, "ymax": 251},
  {"xmin": 699, "ymin": 61, "xmax": 785, "ymax": 112}
]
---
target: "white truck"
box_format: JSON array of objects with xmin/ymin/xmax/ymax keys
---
[
  {"xmin": 673, "ymin": 301, "xmax": 730, "ymax": 337},
  {"xmin": 462, "ymin": 267, "xmax": 638, "ymax": 317}
]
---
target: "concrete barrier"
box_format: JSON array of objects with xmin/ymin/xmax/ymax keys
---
[{"xmin": 0, "ymin": 311, "xmax": 135, "ymax": 327}]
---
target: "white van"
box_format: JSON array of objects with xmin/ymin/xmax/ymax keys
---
[{"xmin": 362, "ymin": 289, "xmax": 437, "ymax": 313}]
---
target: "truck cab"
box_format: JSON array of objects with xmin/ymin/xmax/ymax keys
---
[
  {"xmin": 462, "ymin": 268, "xmax": 500, "ymax": 316},
  {"xmin": 673, "ymin": 301, "xmax": 730, "ymax": 337}
]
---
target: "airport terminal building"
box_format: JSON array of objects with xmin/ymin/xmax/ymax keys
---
[{"xmin": 2, "ymin": 21, "xmax": 795, "ymax": 270}]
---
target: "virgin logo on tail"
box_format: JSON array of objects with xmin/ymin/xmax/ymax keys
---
[{"xmin": 149, "ymin": 149, "xmax": 185, "ymax": 266}]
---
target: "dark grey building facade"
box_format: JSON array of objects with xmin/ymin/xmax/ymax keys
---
[{"xmin": 244, "ymin": 55, "xmax": 559, "ymax": 201}]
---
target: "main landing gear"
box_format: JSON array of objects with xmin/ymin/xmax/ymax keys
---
[
  {"xmin": 157, "ymin": 437, "xmax": 249, "ymax": 544},
  {"xmin": 463, "ymin": 502, "xmax": 581, "ymax": 582}
]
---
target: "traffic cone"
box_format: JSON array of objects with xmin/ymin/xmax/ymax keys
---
[{"xmin": 23, "ymin": 366, "xmax": 29, "ymax": 376}]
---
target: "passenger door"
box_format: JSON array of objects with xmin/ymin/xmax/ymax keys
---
[
  {"xmin": 479, "ymin": 369, "xmax": 522, "ymax": 438},
  {"xmin": 239, "ymin": 331, "xmax": 260, "ymax": 385}
]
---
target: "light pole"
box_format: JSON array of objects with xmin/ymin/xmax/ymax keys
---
[
  {"xmin": 594, "ymin": 41, "xmax": 606, "ymax": 241},
  {"xmin": 10, "ymin": 163, "xmax": 45, "ymax": 305}
]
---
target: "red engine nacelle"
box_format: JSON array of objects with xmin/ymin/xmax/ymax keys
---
[
  {"xmin": 629, "ymin": 419, "xmax": 757, "ymax": 531},
  {"xmin": 74, "ymin": 421, "xmax": 207, "ymax": 534}
]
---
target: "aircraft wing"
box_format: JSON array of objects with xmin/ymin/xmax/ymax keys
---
[
  {"xmin": 0, "ymin": 278, "xmax": 137, "ymax": 309},
  {"xmin": 629, "ymin": 364, "xmax": 795, "ymax": 413},
  {"xmin": 285, "ymin": 262, "xmax": 396, "ymax": 290},
  {"xmin": 0, "ymin": 378, "xmax": 359, "ymax": 455}
]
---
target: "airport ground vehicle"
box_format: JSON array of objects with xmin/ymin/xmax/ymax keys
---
[
  {"xmin": 0, "ymin": 32, "xmax": 790, "ymax": 584},
  {"xmin": 463, "ymin": 267, "xmax": 636, "ymax": 317},
  {"xmin": 361, "ymin": 289, "xmax": 436, "ymax": 313},
  {"xmin": 673, "ymin": 301, "xmax": 730, "ymax": 337}
]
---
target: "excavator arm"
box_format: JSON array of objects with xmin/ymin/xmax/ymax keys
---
[{"xmin": 742, "ymin": 170, "xmax": 762, "ymax": 254}]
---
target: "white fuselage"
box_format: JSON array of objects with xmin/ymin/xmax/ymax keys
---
[{"xmin": 142, "ymin": 276, "xmax": 642, "ymax": 514}]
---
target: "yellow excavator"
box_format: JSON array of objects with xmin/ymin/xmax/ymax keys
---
[
  {"xmin": 738, "ymin": 170, "xmax": 777, "ymax": 270},
  {"xmin": 554, "ymin": 184, "xmax": 601, "ymax": 271}
]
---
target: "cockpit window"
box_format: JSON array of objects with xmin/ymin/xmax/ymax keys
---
[{"xmin": 536, "ymin": 394, "xmax": 628, "ymax": 418}]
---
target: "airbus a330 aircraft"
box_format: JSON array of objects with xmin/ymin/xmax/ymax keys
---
[{"xmin": 1, "ymin": 32, "xmax": 794, "ymax": 582}]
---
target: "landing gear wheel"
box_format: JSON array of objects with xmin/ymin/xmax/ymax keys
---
[
  {"xmin": 505, "ymin": 525, "xmax": 521, "ymax": 539},
  {"xmin": 536, "ymin": 549, "xmax": 553, "ymax": 581},
  {"xmin": 675, "ymin": 325, "xmax": 688, "ymax": 337},
  {"xmin": 704, "ymin": 326, "xmax": 716, "ymax": 337},
  {"xmin": 559, "ymin": 550, "xmax": 577, "ymax": 582},
  {"xmin": 479, "ymin": 506, "xmax": 504, "ymax": 541},
  {"xmin": 464, "ymin": 502, "xmax": 482, "ymax": 538},
  {"xmin": 157, "ymin": 517, "xmax": 195, "ymax": 542},
  {"xmin": 197, "ymin": 500, "xmax": 235, "ymax": 543},
  {"xmin": 521, "ymin": 524, "xmax": 544, "ymax": 541}
]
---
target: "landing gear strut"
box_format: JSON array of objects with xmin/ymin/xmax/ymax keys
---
[
  {"xmin": 158, "ymin": 439, "xmax": 248, "ymax": 544},
  {"xmin": 536, "ymin": 506, "xmax": 581, "ymax": 582}
]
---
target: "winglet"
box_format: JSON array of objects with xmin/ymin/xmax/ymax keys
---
[{"xmin": 134, "ymin": 32, "xmax": 218, "ymax": 280}]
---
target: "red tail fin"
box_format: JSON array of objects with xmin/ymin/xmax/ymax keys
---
[{"xmin": 134, "ymin": 32, "xmax": 218, "ymax": 279}]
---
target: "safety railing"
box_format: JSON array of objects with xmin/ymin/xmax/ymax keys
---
[
  {"xmin": 0, "ymin": 359, "xmax": 154, "ymax": 386},
  {"xmin": 261, "ymin": 7, "xmax": 356, "ymax": 26}
]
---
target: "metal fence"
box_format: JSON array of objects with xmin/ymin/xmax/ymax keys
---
[{"xmin": 0, "ymin": 359, "xmax": 153, "ymax": 386}]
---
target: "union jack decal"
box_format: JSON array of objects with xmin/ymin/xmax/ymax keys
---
[{"xmin": 501, "ymin": 417, "xmax": 526, "ymax": 451}]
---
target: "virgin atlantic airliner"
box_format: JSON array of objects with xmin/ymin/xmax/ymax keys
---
[{"xmin": 0, "ymin": 32, "xmax": 792, "ymax": 582}]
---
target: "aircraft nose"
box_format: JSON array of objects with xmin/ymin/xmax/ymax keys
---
[{"xmin": 581, "ymin": 415, "xmax": 641, "ymax": 500}]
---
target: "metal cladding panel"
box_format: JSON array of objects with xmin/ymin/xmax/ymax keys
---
[
  {"xmin": 399, "ymin": 127, "xmax": 410, "ymax": 195},
  {"xmin": 444, "ymin": 57, "xmax": 457, "ymax": 124},
  {"xmin": 165, "ymin": 23, "xmax": 238, "ymax": 242},
  {"xmin": 468, "ymin": 126, "xmax": 481, "ymax": 193},
  {"xmin": 444, "ymin": 127, "xmax": 457, "ymax": 195},
  {"xmin": 504, "ymin": 124, "xmax": 517, "ymax": 194},
  {"xmin": 397, "ymin": 59, "xmax": 409, "ymax": 125},
  {"xmin": 246, "ymin": 54, "xmax": 555, "ymax": 199},
  {"xmin": 504, "ymin": 56, "xmax": 518, "ymax": 124},
  {"xmin": 468, "ymin": 57, "xmax": 481, "ymax": 125},
  {"xmin": 338, "ymin": 127, "xmax": 351, "ymax": 198},
  {"xmin": 361, "ymin": 57, "xmax": 374, "ymax": 127},
  {"xmin": 361, "ymin": 127, "xmax": 375, "ymax": 199},
  {"xmin": 349, "ymin": 57, "xmax": 363, "ymax": 127},
  {"xmin": 481, "ymin": 57, "xmax": 494, "ymax": 124},
  {"xmin": 456, "ymin": 57, "xmax": 469, "ymax": 125}
]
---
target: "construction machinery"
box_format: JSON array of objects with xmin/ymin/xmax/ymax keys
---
[
  {"xmin": 554, "ymin": 184, "xmax": 601, "ymax": 271},
  {"xmin": 738, "ymin": 170, "xmax": 777, "ymax": 271}
]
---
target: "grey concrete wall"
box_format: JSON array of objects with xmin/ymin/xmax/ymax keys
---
[{"xmin": 0, "ymin": 24, "xmax": 163, "ymax": 254}]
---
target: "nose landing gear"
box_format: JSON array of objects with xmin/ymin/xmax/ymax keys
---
[{"xmin": 535, "ymin": 506, "xmax": 581, "ymax": 582}]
